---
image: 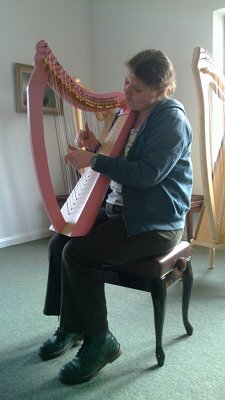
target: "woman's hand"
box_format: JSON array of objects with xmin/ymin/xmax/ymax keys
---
[
  {"xmin": 64, "ymin": 145, "xmax": 94, "ymax": 170},
  {"xmin": 76, "ymin": 122, "xmax": 99, "ymax": 151}
]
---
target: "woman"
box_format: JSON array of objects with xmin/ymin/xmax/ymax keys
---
[{"xmin": 39, "ymin": 49, "xmax": 192, "ymax": 384}]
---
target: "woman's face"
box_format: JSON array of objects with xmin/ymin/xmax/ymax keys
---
[{"xmin": 124, "ymin": 67, "xmax": 163, "ymax": 113}]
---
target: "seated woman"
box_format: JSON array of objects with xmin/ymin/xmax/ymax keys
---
[{"xmin": 39, "ymin": 49, "xmax": 193, "ymax": 385}]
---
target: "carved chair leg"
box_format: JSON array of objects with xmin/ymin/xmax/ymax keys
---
[
  {"xmin": 182, "ymin": 260, "xmax": 193, "ymax": 336},
  {"xmin": 151, "ymin": 278, "xmax": 167, "ymax": 367}
]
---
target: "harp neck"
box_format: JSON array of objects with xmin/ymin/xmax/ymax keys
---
[{"xmin": 32, "ymin": 39, "xmax": 127, "ymax": 112}]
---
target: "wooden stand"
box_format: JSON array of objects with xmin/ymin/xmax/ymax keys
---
[{"xmin": 186, "ymin": 194, "xmax": 204, "ymax": 242}]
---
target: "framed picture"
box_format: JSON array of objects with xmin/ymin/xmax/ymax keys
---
[{"xmin": 15, "ymin": 63, "xmax": 63, "ymax": 114}]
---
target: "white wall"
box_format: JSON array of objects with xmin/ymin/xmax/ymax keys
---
[
  {"xmin": 0, "ymin": 0, "xmax": 92, "ymax": 247},
  {"xmin": 1, "ymin": 0, "xmax": 225, "ymax": 247},
  {"xmin": 90, "ymin": 0, "xmax": 225, "ymax": 190}
]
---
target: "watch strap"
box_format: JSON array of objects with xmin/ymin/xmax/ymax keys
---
[{"xmin": 90, "ymin": 154, "xmax": 99, "ymax": 170}]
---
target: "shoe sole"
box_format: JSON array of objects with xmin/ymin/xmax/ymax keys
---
[
  {"xmin": 58, "ymin": 346, "xmax": 122, "ymax": 384},
  {"xmin": 39, "ymin": 335, "xmax": 83, "ymax": 361}
]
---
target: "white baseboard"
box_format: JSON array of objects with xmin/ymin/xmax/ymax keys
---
[{"xmin": 0, "ymin": 229, "xmax": 52, "ymax": 248}]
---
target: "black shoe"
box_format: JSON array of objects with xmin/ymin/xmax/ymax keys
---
[
  {"xmin": 39, "ymin": 328, "xmax": 83, "ymax": 360},
  {"xmin": 58, "ymin": 331, "xmax": 121, "ymax": 384}
]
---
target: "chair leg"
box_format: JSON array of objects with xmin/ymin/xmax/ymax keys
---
[
  {"xmin": 151, "ymin": 278, "xmax": 167, "ymax": 367},
  {"xmin": 182, "ymin": 260, "xmax": 193, "ymax": 336}
]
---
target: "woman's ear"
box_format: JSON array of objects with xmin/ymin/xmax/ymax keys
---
[{"xmin": 157, "ymin": 88, "xmax": 166, "ymax": 99}]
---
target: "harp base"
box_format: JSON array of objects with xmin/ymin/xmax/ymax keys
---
[
  {"xmin": 49, "ymin": 223, "xmax": 74, "ymax": 237},
  {"xmin": 191, "ymin": 239, "xmax": 225, "ymax": 269},
  {"xmin": 191, "ymin": 239, "xmax": 225, "ymax": 250}
]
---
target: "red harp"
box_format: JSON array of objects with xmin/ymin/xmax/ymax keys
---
[
  {"xmin": 27, "ymin": 40, "xmax": 136, "ymax": 237},
  {"xmin": 192, "ymin": 47, "xmax": 225, "ymax": 267}
]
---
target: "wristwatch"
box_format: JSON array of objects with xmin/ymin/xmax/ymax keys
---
[{"xmin": 90, "ymin": 154, "xmax": 99, "ymax": 170}]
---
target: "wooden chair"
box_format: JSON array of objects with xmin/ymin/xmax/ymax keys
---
[
  {"xmin": 103, "ymin": 240, "xmax": 193, "ymax": 367},
  {"xmin": 56, "ymin": 195, "xmax": 194, "ymax": 366}
]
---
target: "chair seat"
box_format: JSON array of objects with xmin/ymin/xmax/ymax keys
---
[{"xmin": 106, "ymin": 240, "xmax": 191, "ymax": 279}]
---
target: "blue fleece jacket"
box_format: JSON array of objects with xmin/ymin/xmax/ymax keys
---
[{"xmin": 93, "ymin": 98, "xmax": 193, "ymax": 236}]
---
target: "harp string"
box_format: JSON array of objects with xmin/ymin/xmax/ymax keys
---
[
  {"xmin": 48, "ymin": 72, "xmax": 116, "ymax": 214},
  {"xmin": 191, "ymin": 48, "xmax": 225, "ymax": 255},
  {"xmin": 40, "ymin": 47, "xmax": 101, "ymax": 208},
  {"xmin": 197, "ymin": 59, "xmax": 225, "ymax": 242},
  {"xmin": 208, "ymin": 74, "xmax": 225, "ymax": 232},
  {"xmin": 51, "ymin": 72, "xmax": 80, "ymax": 214},
  {"xmin": 46, "ymin": 72, "xmax": 80, "ymax": 215}
]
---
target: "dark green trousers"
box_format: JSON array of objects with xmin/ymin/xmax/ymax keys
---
[{"xmin": 43, "ymin": 208, "xmax": 183, "ymax": 335}]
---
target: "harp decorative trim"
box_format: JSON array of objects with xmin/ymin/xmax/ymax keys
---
[
  {"xmin": 191, "ymin": 47, "xmax": 225, "ymax": 258},
  {"xmin": 27, "ymin": 40, "xmax": 137, "ymax": 236}
]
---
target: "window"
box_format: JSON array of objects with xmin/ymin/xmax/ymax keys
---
[{"xmin": 213, "ymin": 8, "xmax": 225, "ymax": 73}]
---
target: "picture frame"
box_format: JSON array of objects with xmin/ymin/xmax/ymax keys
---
[{"xmin": 15, "ymin": 63, "xmax": 63, "ymax": 114}]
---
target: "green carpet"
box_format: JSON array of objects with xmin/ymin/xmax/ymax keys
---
[{"xmin": 0, "ymin": 238, "xmax": 225, "ymax": 400}]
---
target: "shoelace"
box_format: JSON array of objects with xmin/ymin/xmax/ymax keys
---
[
  {"xmin": 54, "ymin": 327, "xmax": 60, "ymax": 336},
  {"xmin": 76, "ymin": 338, "xmax": 90, "ymax": 359},
  {"xmin": 53, "ymin": 328, "xmax": 66, "ymax": 341}
]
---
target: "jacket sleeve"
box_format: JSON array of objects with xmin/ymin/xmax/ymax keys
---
[{"xmin": 93, "ymin": 109, "xmax": 192, "ymax": 188}]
